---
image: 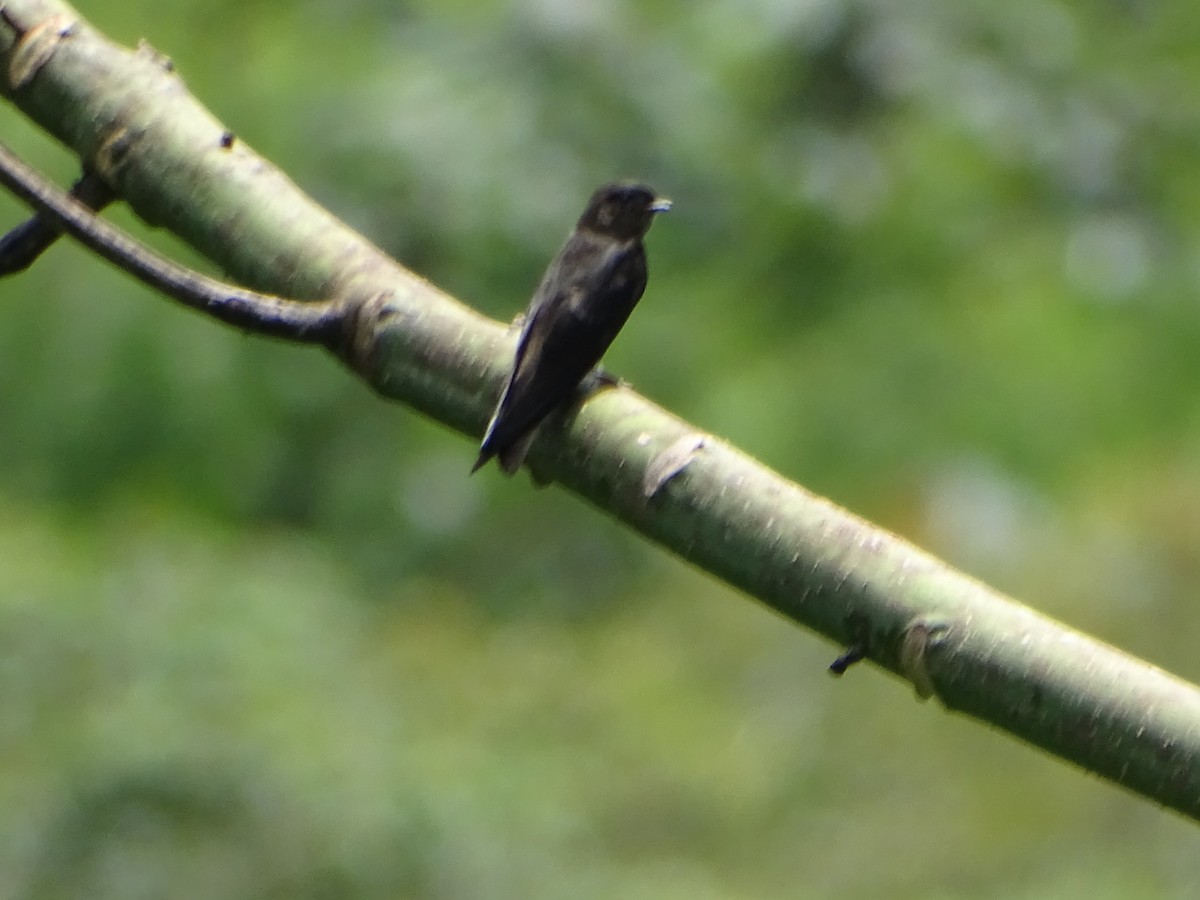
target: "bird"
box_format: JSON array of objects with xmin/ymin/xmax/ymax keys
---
[{"xmin": 472, "ymin": 182, "xmax": 671, "ymax": 475}]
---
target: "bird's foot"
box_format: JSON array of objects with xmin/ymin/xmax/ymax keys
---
[{"xmin": 581, "ymin": 367, "xmax": 626, "ymax": 393}]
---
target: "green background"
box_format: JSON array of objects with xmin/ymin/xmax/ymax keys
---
[{"xmin": 1, "ymin": 0, "xmax": 1198, "ymax": 896}]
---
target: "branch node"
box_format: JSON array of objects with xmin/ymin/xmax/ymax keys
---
[
  {"xmin": 6, "ymin": 12, "xmax": 76, "ymax": 90},
  {"xmin": 93, "ymin": 125, "xmax": 140, "ymax": 188},
  {"xmin": 341, "ymin": 289, "xmax": 392, "ymax": 362},
  {"xmin": 135, "ymin": 38, "xmax": 174, "ymax": 72},
  {"xmin": 898, "ymin": 618, "xmax": 952, "ymax": 701},
  {"xmin": 643, "ymin": 434, "xmax": 706, "ymax": 498}
]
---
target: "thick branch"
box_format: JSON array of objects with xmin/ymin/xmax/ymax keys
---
[{"xmin": 3, "ymin": 0, "xmax": 1200, "ymax": 820}]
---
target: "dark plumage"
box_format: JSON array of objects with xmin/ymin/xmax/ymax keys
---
[{"xmin": 472, "ymin": 182, "xmax": 671, "ymax": 475}]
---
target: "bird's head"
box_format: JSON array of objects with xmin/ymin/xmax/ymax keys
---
[{"xmin": 578, "ymin": 182, "xmax": 672, "ymax": 240}]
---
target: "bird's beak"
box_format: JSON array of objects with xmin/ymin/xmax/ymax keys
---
[{"xmin": 650, "ymin": 197, "xmax": 673, "ymax": 213}]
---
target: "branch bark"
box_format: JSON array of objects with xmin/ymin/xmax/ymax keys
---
[{"xmin": 3, "ymin": 0, "xmax": 1200, "ymax": 821}]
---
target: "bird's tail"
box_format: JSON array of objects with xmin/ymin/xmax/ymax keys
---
[
  {"xmin": 470, "ymin": 449, "xmax": 494, "ymax": 474},
  {"xmin": 497, "ymin": 430, "xmax": 536, "ymax": 475},
  {"xmin": 471, "ymin": 428, "xmax": 535, "ymax": 476},
  {"xmin": 469, "ymin": 384, "xmax": 506, "ymax": 475}
]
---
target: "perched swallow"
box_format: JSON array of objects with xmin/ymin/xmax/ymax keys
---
[{"xmin": 472, "ymin": 182, "xmax": 671, "ymax": 475}]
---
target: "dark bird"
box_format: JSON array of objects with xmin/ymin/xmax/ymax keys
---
[{"xmin": 472, "ymin": 182, "xmax": 671, "ymax": 475}]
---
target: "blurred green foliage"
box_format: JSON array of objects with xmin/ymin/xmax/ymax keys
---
[{"xmin": 1, "ymin": 0, "xmax": 1199, "ymax": 896}]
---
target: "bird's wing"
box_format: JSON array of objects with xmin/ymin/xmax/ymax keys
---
[
  {"xmin": 477, "ymin": 234, "xmax": 646, "ymax": 469},
  {"xmin": 509, "ymin": 236, "xmax": 640, "ymax": 398}
]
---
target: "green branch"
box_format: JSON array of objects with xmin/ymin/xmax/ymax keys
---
[{"xmin": 3, "ymin": 0, "xmax": 1199, "ymax": 820}]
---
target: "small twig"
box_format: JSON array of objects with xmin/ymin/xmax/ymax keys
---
[
  {"xmin": 828, "ymin": 644, "xmax": 866, "ymax": 675},
  {"xmin": 0, "ymin": 142, "xmax": 345, "ymax": 344},
  {"xmin": 0, "ymin": 169, "xmax": 114, "ymax": 274}
]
